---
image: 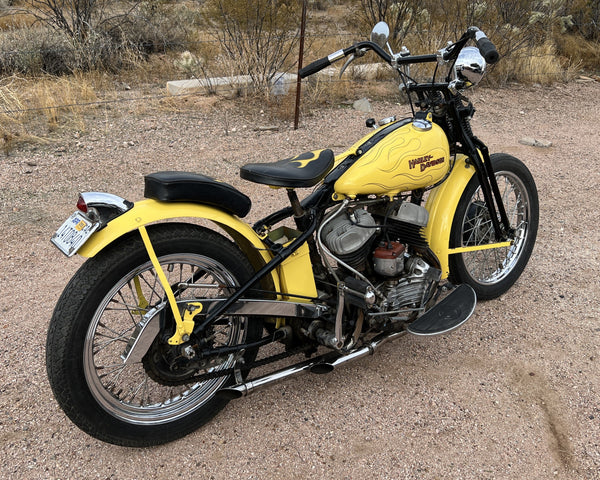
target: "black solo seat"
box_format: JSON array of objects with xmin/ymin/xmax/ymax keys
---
[
  {"xmin": 240, "ymin": 149, "xmax": 334, "ymax": 188},
  {"xmin": 144, "ymin": 171, "xmax": 251, "ymax": 218}
]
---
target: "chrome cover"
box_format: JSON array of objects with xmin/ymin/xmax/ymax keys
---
[
  {"xmin": 80, "ymin": 192, "xmax": 132, "ymax": 213},
  {"xmin": 80, "ymin": 192, "xmax": 133, "ymax": 226}
]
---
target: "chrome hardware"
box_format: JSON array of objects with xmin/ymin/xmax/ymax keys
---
[
  {"xmin": 219, "ymin": 330, "xmax": 407, "ymax": 398},
  {"xmin": 379, "ymin": 115, "xmax": 396, "ymax": 126},
  {"xmin": 121, "ymin": 304, "xmax": 164, "ymax": 364},
  {"xmin": 80, "ymin": 192, "xmax": 133, "ymax": 226},
  {"xmin": 332, "ymin": 283, "xmax": 346, "ymax": 350},
  {"xmin": 182, "ymin": 345, "xmax": 196, "ymax": 359},
  {"xmin": 79, "ymin": 192, "xmax": 132, "ymax": 214},
  {"xmin": 412, "ymin": 118, "xmax": 432, "ymax": 131}
]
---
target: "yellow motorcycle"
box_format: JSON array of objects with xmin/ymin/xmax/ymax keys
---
[{"xmin": 47, "ymin": 23, "xmax": 538, "ymax": 446}]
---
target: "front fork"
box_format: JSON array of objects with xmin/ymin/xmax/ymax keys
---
[
  {"xmin": 450, "ymin": 99, "xmax": 512, "ymax": 241},
  {"xmin": 466, "ymin": 138, "xmax": 513, "ymax": 241}
]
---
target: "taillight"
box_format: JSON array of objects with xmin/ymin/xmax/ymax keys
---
[{"xmin": 76, "ymin": 194, "xmax": 88, "ymax": 213}]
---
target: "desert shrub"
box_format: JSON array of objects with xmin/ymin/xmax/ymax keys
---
[
  {"xmin": 0, "ymin": 27, "xmax": 64, "ymax": 75},
  {"xmin": 16, "ymin": 0, "xmax": 110, "ymax": 42},
  {"xmin": 354, "ymin": 0, "xmax": 599, "ymax": 83},
  {"xmin": 554, "ymin": 32, "xmax": 600, "ymax": 70},
  {"xmin": 0, "ymin": 24, "xmax": 143, "ymax": 75},
  {"xmin": 356, "ymin": 0, "xmax": 427, "ymax": 47},
  {"xmin": 102, "ymin": 1, "xmax": 198, "ymax": 55},
  {"xmin": 202, "ymin": 0, "xmax": 302, "ymax": 95},
  {"xmin": 0, "ymin": 1, "xmax": 194, "ymax": 75}
]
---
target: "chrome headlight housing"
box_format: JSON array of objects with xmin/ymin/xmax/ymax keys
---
[{"xmin": 453, "ymin": 46, "xmax": 486, "ymax": 88}]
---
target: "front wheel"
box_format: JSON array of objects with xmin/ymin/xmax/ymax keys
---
[
  {"xmin": 46, "ymin": 224, "xmax": 263, "ymax": 446},
  {"xmin": 449, "ymin": 153, "xmax": 539, "ymax": 300}
]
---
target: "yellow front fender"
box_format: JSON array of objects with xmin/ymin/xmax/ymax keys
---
[
  {"xmin": 424, "ymin": 155, "xmax": 475, "ymax": 279},
  {"xmin": 78, "ymin": 198, "xmax": 282, "ymax": 292}
]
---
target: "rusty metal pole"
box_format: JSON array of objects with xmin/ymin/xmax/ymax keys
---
[{"xmin": 294, "ymin": 0, "xmax": 307, "ymax": 130}]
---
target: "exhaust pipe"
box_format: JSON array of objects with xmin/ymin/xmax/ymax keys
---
[{"xmin": 218, "ymin": 330, "xmax": 407, "ymax": 399}]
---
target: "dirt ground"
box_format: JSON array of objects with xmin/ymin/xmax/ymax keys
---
[{"xmin": 1, "ymin": 80, "xmax": 599, "ymax": 479}]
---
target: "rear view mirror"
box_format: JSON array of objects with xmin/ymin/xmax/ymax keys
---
[{"xmin": 370, "ymin": 22, "xmax": 390, "ymax": 48}]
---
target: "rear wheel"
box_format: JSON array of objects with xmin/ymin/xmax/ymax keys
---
[
  {"xmin": 449, "ymin": 153, "xmax": 538, "ymax": 299},
  {"xmin": 46, "ymin": 224, "xmax": 262, "ymax": 446}
]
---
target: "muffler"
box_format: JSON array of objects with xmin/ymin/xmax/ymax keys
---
[{"xmin": 218, "ymin": 330, "xmax": 406, "ymax": 399}]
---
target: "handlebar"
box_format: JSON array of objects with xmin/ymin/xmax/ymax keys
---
[
  {"xmin": 299, "ymin": 27, "xmax": 499, "ymax": 80},
  {"xmin": 474, "ymin": 30, "xmax": 499, "ymax": 64},
  {"xmin": 299, "ymin": 42, "xmax": 392, "ymax": 79},
  {"xmin": 299, "ymin": 48, "xmax": 348, "ymax": 78}
]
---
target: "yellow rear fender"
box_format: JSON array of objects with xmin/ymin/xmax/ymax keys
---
[{"xmin": 78, "ymin": 198, "xmax": 282, "ymax": 292}]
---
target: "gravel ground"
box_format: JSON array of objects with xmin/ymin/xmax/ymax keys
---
[{"xmin": 1, "ymin": 81, "xmax": 599, "ymax": 479}]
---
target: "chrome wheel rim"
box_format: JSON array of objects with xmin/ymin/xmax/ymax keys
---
[
  {"xmin": 459, "ymin": 171, "xmax": 532, "ymax": 285},
  {"xmin": 83, "ymin": 254, "xmax": 246, "ymax": 425}
]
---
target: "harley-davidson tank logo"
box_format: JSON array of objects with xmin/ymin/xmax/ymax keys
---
[{"xmin": 408, "ymin": 155, "xmax": 445, "ymax": 172}]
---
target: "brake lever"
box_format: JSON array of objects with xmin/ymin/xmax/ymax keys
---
[
  {"xmin": 339, "ymin": 48, "xmax": 367, "ymax": 78},
  {"xmin": 339, "ymin": 54, "xmax": 355, "ymax": 77}
]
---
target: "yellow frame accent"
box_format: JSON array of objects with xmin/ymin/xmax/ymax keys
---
[
  {"xmin": 131, "ymin": 276, "xmax": 149, "ymax": 315},
  {"xmin": 448, "ymin": 241, "xmax": 513, "ymax": 255},
  {"xmin": 138, "ymin": 225, "xmax": 191, "ymax": 345}
]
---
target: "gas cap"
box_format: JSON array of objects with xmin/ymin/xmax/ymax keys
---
[{"xmin": 412, "ymin": 118, "xmax": 432, "ymax": 131}]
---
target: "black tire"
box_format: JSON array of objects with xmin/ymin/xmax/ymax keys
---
[
  {"xmin": 46, "ymin": 223, "xmax": 263, "ymax": 447},
  {"xmin": 448, "ymin": 153, "xmax": 539, "ymax": 300}
]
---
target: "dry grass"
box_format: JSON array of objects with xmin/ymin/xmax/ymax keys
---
[
  {"xmin": 0, "ymin": 72, "xmax": 104, "ymax": 154},
  {"xmin": 0, "ymin": 11, "xmax": 36, "ymax": 30},
  {"xmin": 492, "ymin": 42, "xmax": 576, "ymax": 84},
  {"xmin": 0, "ymin": 0, "xmax": 598, "ymax": 152},
  {"xmin": 32, "ymin": 74, "xmax": 98, "ymax": 131},
  {"xmin": 556, "ymin": 34, "xmax": 600, "ymax": 71},
  {"xmin": 0, "ymin": 80, "xmax": 25, "ymax": 155}
]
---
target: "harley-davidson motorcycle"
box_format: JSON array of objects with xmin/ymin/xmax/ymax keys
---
[{"xmin": 47, "ymin": 23, "xmax": 538, "ymax": 446}]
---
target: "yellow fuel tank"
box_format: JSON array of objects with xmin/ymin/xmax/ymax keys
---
[{"xmin": 334, "ymin": 119, "xmax": 450, "ymax": 198}]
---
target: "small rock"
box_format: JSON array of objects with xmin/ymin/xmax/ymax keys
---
[
  {"xmin": 519, "ymin": 137, "xmax": 552, "ymax": 148},
  {"xmin": 254, "ymin": 125, "xmax": 279, "ymax": 132},
  {"xmin": 577, "ymin": 75, "xmax": 594, "ymax": 83},
  {"xmin": 353, "ymin": 97, "xmax": 372, "ymax": 113}
]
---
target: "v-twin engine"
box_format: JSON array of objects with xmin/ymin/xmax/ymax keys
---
[{"xmin": 319, "ymin": 200, "xmax": 442, "ymax": 328}]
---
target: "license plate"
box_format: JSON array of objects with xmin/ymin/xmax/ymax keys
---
[{"xmin": 51, "ymin": 211, "xmax": 100, "ymax": 257}]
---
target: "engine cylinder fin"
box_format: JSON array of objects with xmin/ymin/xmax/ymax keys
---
[{"xmin": 386, "ymin": 220, "xmax": 429, "ymax": 249}]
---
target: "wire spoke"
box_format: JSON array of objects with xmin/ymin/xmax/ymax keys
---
[
  {"xmin": 460, "ymin": 170, "xmax": 531, "ymax": 285},
  {"xmin": 84, "ymin": 252, "xmax": 247, "ymax": 423}
]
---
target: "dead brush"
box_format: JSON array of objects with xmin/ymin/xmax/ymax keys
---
[{"xmin": 0, "ymin": 80, "xmax": 25, "ymax": 156}]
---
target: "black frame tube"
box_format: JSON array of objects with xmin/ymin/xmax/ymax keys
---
[{"xmin": 195, "ymin": 210, "xmax": 320, "ymax": 333}]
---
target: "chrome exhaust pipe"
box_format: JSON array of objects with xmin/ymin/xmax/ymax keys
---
[{"xmin": 218, "ymin": 330, "xmax": 407, "ymax": 399}]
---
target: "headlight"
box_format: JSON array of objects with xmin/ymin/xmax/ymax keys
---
[{"xmin": 453, "ymin": 46, "xmax": 486, "ymax": 87}]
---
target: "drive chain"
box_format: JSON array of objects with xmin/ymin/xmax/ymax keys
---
[{"xmin": 172, "ymin": 344, "xmax": 315, "ymax": 385}]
